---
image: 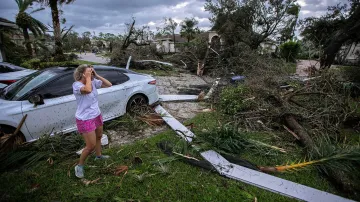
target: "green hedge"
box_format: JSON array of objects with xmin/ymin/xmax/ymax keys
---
[
  {"xmin": 21, "ymin": 59, "xmax": 99, "ymax": 70},
  {"xmin": 280, "ymin": 41, "xmax": 301, "ymax": 63}
]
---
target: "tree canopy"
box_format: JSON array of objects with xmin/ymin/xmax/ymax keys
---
[{"xmin": 205, "ymin": 0, "xmax": 300, "ymax": 49}]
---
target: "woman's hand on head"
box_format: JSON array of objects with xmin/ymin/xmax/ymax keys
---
[
  {"xmin": 91, "ymin": 67, "xmax": 98, "ymax": 78},
  {"xmin": 83, "ymin": 68, "xmax": 92, "ymax": 79}
]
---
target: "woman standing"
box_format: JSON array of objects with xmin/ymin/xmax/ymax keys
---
[{"xmin": 73, "ymin": 64, "xmax": 112, "ymax": 178}]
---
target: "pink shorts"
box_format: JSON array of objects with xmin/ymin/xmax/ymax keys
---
[{"xmin": 76, "ymin": 114, "xmax": 103, "ymax": 134}]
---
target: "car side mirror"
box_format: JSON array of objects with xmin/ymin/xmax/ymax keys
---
[{"xmin": 28, "ymin": 94, "xmax": 44, "ymax": 107}]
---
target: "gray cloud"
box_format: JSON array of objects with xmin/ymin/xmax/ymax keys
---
[{"xmin": 0, "ymin": 0, "xmax": 349, "ymax": 35}]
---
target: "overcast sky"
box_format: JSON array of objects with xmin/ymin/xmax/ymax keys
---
[{"xmin": 0, "ymin": 0, "xmax": 347, "ymax": 36}]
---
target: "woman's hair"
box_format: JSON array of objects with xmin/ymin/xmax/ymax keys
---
[{"xmin": 73, "ymin": 64, "xmax": 89, "ymax": 81}]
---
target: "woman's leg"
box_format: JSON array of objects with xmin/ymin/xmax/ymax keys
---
[
  {"xmin": 95, "ymin": 125, "xmax": 103, "ymax": 157},
  {"xmin": 79, "ymin": 131, "xmax": 96, "ymax": 165}
]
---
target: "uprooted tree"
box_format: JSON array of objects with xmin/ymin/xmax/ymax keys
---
[
  {"xmin": 109, "ymin": 18, "xmax": 157, "ymax": 67},
  {"xmin": 300, "ymin": 0, "xmax": 360, "ymax": 68}
]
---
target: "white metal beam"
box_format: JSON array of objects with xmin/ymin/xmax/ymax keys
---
[
  {"xmin": 154, "ymin": 105, "xmax": 194, "ymax": 142},
  {"xmin": 158, "ymin": 95, "xmax": 199, "ymax": 102},
  {"xmin": 201, "ymin": 150, "xmax": 353, "ymax": 202}
]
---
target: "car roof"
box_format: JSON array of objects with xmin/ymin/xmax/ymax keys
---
[
  {"xmin": 43, "ymin": 65, "xmax": 137, "ymax": 75},
  {"xmin": 0, "ymin": 62, "xmax": 26, "ymax": 70}
]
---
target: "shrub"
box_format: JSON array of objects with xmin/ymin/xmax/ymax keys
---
[
  {"xmin": 280, "ymin": 41, "xmax": 301, "ymax": 62},
  {"xmin": 341, "ymin": 66, "xmax": 360, "ymax": 83},
  {"xmin": 21, "ymin": 60, "xmax": 84, "ymax": 70},
  {"xmin": 219, "ymin": 84, "xmax": 255, "ymax": 115},
  {"xmin": 21, "ymin": 58, "xmax": 41, "ymax": 69},
  {"xmin": 66, "ymin": 53, "xmax": 79, "ymax": 61}
]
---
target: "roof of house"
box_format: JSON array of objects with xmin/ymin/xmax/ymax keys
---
[
  {"xmin": 155, "ymin": 34, "xmax": 187, "ymax": 43},
  {"xmin": 0, "ymin": 18, "xmax": 17, "ymax": 28}
]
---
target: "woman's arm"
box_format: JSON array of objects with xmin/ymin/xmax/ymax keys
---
[
  {"xmin": 80, "ymin": 68, "xmax": 92, "ymax": 94},
  {"xmin": 92, "ymin": 68, "xmax": 112, "ymax": 88}
]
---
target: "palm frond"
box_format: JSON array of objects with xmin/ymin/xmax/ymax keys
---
[
  {"xmin": 29, "ymin": 7, "xmax": 45, "ymax": 14},
  {"xmin": 31, "ymin": 17, "xmax": 48, "ymax": 32},
  {"xmin": 15, "ymin": 0, "xmax": 22, "ymax": 9},
  {"xmin": 19, "ymin": 0, "xmax": 37, "ymax": 12},
  {"xmin": 62, "ymin": 25, "xmax": 74, "ymax": 40},
  {"xmin": 0, "ymin": 133, "xmax": 84, "ymax": 172}
]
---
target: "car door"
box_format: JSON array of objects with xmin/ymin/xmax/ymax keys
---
[
  {"xmin": 21, "ymin": 73, "xmax": 77, "ymax": 139},
  {"xmin": 96, "ymin": 69, "xmax": 130, "ymax": 121}
]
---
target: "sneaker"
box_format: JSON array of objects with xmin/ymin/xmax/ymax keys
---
[
  {"xmin": 94, "ymin": 155, "xmax": 110, "ymax": 160},
  {"xmin": 75, "ymin": 165, "xmax": 84, "ymax": 178}
]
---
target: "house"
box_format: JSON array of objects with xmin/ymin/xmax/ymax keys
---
[
  {"xmin": 154, "ymin": 31, "xmax": 224, "ymax": 53},
  {"xmin": 259, "ymin": 39, "xmax": 277, "ymax": 55},
  {"xmin": 0, "ymin": 18, "xmax": 18, "ymax": 62},
  {"xmin": 338, "ymin": 43, "xmax": 360, "ymax": 64},
  {"xmin": 154, "ymin": 34, "xmax": 187, "ymax": 53}
]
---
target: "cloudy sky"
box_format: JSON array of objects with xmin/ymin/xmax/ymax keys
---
[{"xmin": 0, "ymin": 0, "xmax": 347, "ymax": 36}]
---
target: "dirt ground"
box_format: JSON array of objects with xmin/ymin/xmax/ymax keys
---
[{"xmin": 105, "ymin": 73, "xmax": 213, "ymax": 146}]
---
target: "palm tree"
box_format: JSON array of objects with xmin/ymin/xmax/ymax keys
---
[
  {"xmin": 38, "ymin": 0, "xmax": 75, "ymax": 61},
  {"xmin": 15, "ymin": 0, "xmax": 47, "ymax": 56},
  {"xmin": 180, "ymin": 18, "xmax": 200, "ymax": 43}
]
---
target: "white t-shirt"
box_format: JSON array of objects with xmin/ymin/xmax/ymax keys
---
[{"xmin": 73, "ymin": 79, "xmax": 103, "ymax": 121}]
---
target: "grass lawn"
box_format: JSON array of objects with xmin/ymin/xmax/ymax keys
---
[{"xmin": 0, "ymin": 110, "xmax": 344, "ymax": 201}]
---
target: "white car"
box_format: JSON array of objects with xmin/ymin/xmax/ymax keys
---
[
  {"xmin": 0, "ymin": 65, "xmax": 159, "ymax": 142},
  {"xmin": 0, "ymin": 62, "xmax": 37, "ymax": 89}
]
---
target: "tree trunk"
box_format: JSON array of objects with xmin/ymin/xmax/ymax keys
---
[
  {"xmin": 284, "ymin": 115, "xmax": 314, "ymax": 149},
  {"xmin": 320, "ymin": 34, "xmax": 348, "ymax": 68},
  {"xmin": 22, "ymin": 28, "xmax": 33, "ymax": 56},
  {"xmin": 122, "ymin": 20, "xmax": 136, "ymax": 51},
  {"xmin": 197, "ymin": 44, "xmax": 210, "ymax": 76},
  {"xmin": 50, "ymin": 0, "xmax": 65, "ymax": 61},
  {"xmin": 173, "ymin": 30, "xmax": 176, "ymax": 53}
]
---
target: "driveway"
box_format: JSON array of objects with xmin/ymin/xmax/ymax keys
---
[
  {"xmin": 106, "ymin": 72, "xmax": 212, "ymax": 146},
  {"xmin": 296, "ymin": 60, "xmax": 320, "ymax": 77},
  {"xmin": 77, "ymin": 53, "xmax": 109, "ymax": 64}
]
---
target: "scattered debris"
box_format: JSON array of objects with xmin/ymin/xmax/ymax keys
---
[
  {"xmin": 81, "ymin": 178, "xmax": 101, "ymax": 186},
  {"xmin": 132, "ymin": 156, "xmax": 143, "ymax": 166},
  {"xmin": 28, "ymin": 183, "xmax": 40, "ymax": 193},
  {"xmin": 137, "ymin": 60, "xmax": 173, "ymax": 67},
  {"xmin": 204, "ymin": 78, "xmax": 220, "ymax": 100},
  {"xmin": 114, "ymin": 165, "xmax": 129, "ymax": 176},
  {"xmin": 126, "ymin": 56, "xmax": 132, "ymax": 70},
  {"xmin": 47, "ymin": 157, "xmax": 54, "ymax": 165},
  {"xmin": 0, "ymin": 114, "xmax": 27, "ymax": 153},
  {"xmin": 137, "ymin": 114, "xmax": 164, "ymax": 126}
]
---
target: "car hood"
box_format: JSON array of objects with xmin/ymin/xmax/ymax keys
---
[{"xmin": 0, "ymin": 69, "xmax": 37, "ymax": 81}]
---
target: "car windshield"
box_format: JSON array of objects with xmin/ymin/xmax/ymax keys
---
[{"xmin": 0, "ymin": 70, "xmax": 58, "ymax": 101}]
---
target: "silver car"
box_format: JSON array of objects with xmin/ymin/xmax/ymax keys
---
[
  {"xmin": 0, "ymin": 62, "xmax": 37, "ymax": 89},
  {"xmin": 0, "ymin": 65, "xmax": 159, "ymax": 142}
]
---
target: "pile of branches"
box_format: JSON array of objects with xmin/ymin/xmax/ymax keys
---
[{"xmin": 210, "ymin": 50, "xmax": 360, "ymax": 195}]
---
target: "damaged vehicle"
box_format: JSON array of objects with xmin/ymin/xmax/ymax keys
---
[
  {"xmin": 0, "ymin": 65, "xmax": 159, "ymax": 142},
  {"xmin": 0, "ymin": 62, "xmax": 37, "ymax": 89}
]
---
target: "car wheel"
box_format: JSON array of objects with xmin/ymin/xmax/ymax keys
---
[
  {"xmin": 126, "ymin": 94, "xmax": 148, "ymax": 114},
  {"xmin": 0, "ymin": 125, "xmax": 26, "ymax": 152}
]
